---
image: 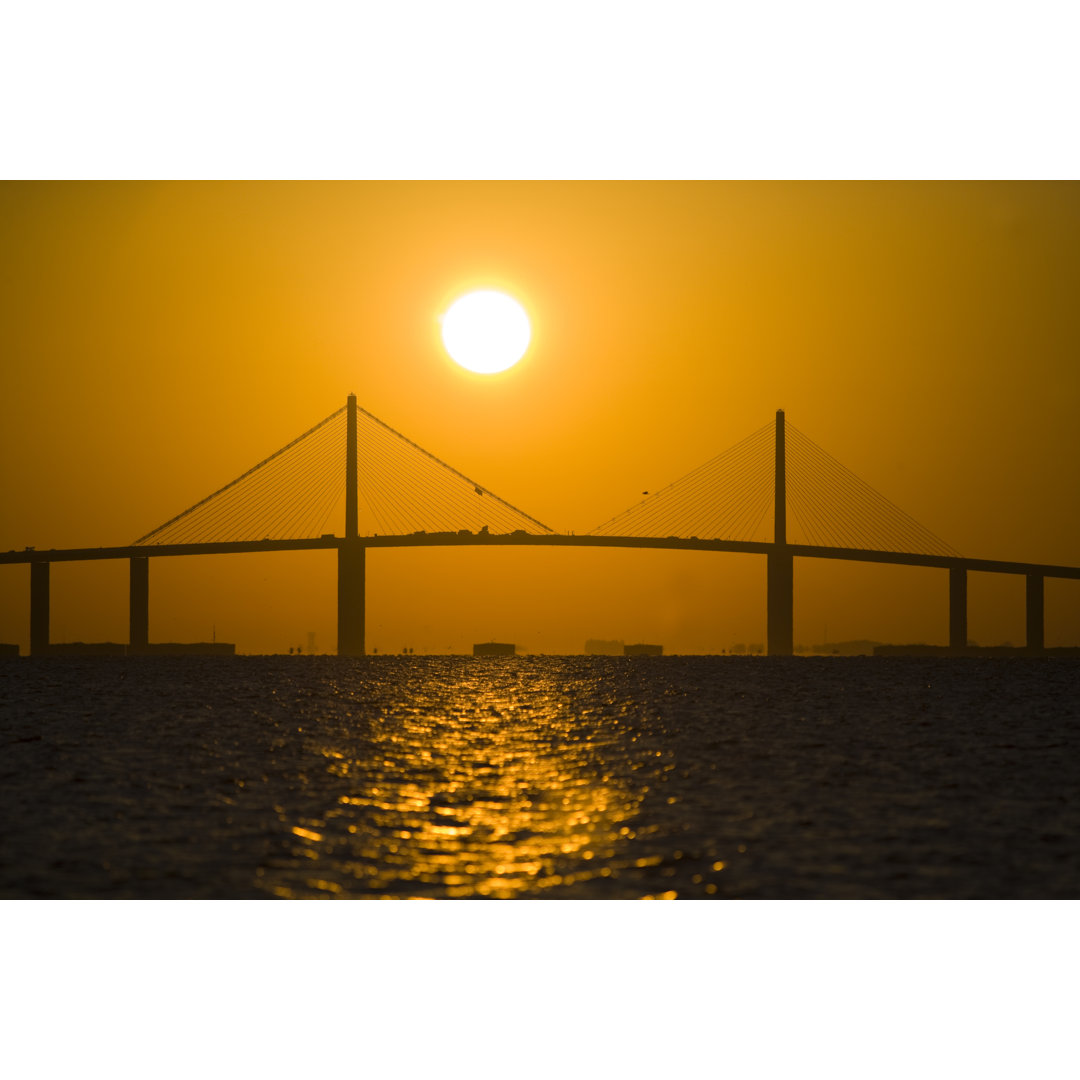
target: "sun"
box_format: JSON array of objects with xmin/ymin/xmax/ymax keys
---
[{"xmin": 440, "ymin": 290, "xmax": 531, "ymax": 374}]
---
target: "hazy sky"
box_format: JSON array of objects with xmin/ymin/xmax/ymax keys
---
[{"xmin": 2, "ymin": 181, "xmax": 1078, "ymax": 653}]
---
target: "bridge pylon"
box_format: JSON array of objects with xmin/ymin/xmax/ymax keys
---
[
  {"xmin": 767, "ymin": 548, "xmax": 794, "ymax": 656},
  {"xmin": 338, "ymin": 393, "xmax": 365, "ymax": 654},
  {"xmin": 30, "ymin": 561, "xmax": 49, "ymax": 656},
  {"xmin": 130, "ymin": 557, "xmax": 149, "ymax": 653},
  {"xmin": 345, "ymin": 392, "xmax": 358, "ymax": 541},
  {"xmin": 1026, "ymin": 573, "xmax": 1044, "ymax": 652},
  {"xmin": 767, "ymin": 409, "xmax": 793, "ymax": 655},
  {"xmin": 338, "ymin": 542, "xmax": 365, "ymax": 656},
  {"xmin": 949, "ymin": 567, "xmax": 967, "ymax": 652}
]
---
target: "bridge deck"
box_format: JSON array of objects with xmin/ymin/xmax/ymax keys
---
[{"xmin": 2, "ymin": 534, "xmax": 1079, "ymax": 579}]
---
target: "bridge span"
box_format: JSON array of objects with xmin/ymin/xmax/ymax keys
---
[
  {"xmin": 3, "ymin": 396, "xmax": 1078, "ymax": 655},
  {"xmin": 4, "ymin": 532, "xmax": 1078, "ymax": 658}
]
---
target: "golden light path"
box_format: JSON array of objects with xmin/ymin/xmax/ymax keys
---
[
  {"xmin": 258, "ymin": 663, "xmax": 681, "ymax": 899},
  {"xmin": 440, "ymin": 290, "xmax": 531, "ymax": 374}
]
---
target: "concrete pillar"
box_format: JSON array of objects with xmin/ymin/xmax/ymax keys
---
[
  {"xmin": 338, "ymin": 543, "xmax": 365, "ymax": 656},
  {"xmin": 1026, "ymin": 573, "xmax": 1044, "ymax": 653},
  {"xmin": 767, "ymin": 550, "xmax": 793, "ymax": 656},
  {"xmin": 30, "ymin": 561, "xmax": 50, "ymax": 656},
  {"xmin": 949, "ymin": 567, "xmax": 967, "ymax": 653},
  {"xmin": 130, "ymin": 557, "xmax": 149, "ymax": 653}
]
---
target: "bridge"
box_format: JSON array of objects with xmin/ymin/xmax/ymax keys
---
[{"xmin": 3, "ymin": 395, "xmax": 1078, "ymax": 655}]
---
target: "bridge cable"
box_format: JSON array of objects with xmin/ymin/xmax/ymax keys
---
[
  {"xmin": 588, "ymin": 421, "xmax": 774, "ymax": 538},
  {"xmin": 787, "ymin": 429, "xmax": 935, "ymax": 552},
  {"xmin": 785, "ymin": 424, "xmax": 959, "ymax": 556},
  {"xmin": 133, "ymin": 403, "xmax": 554, "ymax": 545},
  {"xmin": 358, "ymin": 406, "xmax": 553, "ymax": 535},
  {"xmin": 133, "ymin": 406, "xmax": 347, "ymax": 545}
]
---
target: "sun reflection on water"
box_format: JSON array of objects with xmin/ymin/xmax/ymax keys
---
[{"xmin": 262, "ymin": 663, "xmax": 646, "ymax": 898}]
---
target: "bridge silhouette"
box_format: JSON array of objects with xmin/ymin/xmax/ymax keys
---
[{"xmin": 4, "ymin": 394, "xmax": 1078, "ymax": 655}]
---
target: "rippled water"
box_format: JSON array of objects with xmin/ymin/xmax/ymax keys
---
[{"xmin": 2, "ymin": 656, "xmax": 1078, "ymax": 898}]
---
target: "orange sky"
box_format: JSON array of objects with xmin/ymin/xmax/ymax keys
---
[{"xmin": 2, "ymin": 181, "xmax": 1079, "ymax": 653}]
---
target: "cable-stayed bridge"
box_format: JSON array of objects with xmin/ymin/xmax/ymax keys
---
[{"xmin": 3, "ymin": 395, "xmax": 1078, "ymax": 655}]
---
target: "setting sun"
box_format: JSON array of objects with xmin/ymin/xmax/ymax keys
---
[{"xmin": 440, "ymin": 290, "xmax": 531, "ymax": 374}]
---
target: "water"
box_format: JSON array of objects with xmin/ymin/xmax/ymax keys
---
[{"xmin": 2, "ymin": 656, "xmax": 1078, "ymax": 899}]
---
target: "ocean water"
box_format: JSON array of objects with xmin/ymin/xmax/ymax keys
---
[{"xmin": 2, "ymin": 655, "xmax": 1078, "ymax": 899}]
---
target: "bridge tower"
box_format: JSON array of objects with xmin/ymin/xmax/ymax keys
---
[
  {"xmin": 949, "ymin": 567, "xmax": 967, "ymax": 652},
  {"xmin": 30, "ymin": 560, "xmax": 50, "ymax": 655},
  {"xmin": 130, "ymin": 557, "xmax": 149, "ymax": 653},
  {"xmin": 1026, "ymin": 573, "xmax": 1044, "ymax": 652},
  {"xmin": 767, "ymin": 409, "xmax": 794, "ymax": 655},
  {"xmin": 338, "ymin": 392, "xmax": 366, "ymax": 655}
]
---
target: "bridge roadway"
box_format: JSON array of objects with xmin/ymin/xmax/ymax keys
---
[
  {"xmin": 3, "ymin": 532, "xmax": 1080, "ymax": 579},
  {"xmin": 4, "ymin": 533, "xmax": 1079, "ymax": 656}
]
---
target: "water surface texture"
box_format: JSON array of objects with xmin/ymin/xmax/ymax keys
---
[{"xmin": 2, "ymin": 656, "xmax": 1078, "ymax": 899}]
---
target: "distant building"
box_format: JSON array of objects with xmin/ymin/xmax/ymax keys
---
[
  {"xmin": 141, "ymin": 642, "xmax": 236, "ymax": 656},
  {"xmin": 47, "ymin": 642, "xmax": 126, "ymax": 656},
  {"xmin": 624, "ymin": 643, "xmax": 662, "ymax": 656},
  {"xmin": 585, "ymin": 639, "xmax": 623, "ymax": 656},
  {"xmin": 874, "ymin": 643, "xmax": 1080, "ymax": 657},
  {"xmin": 473, "ymin": 642, "xmax": 516, "ymax": 657},
  {"xmin": 42, "ymin": 641, "xmax": 240, "ymax": 657},
  {"xmin": 46, "ymin": 641, "xmax": 236, "ymax": 656},
  {"xmin": 806, "ymin": 639, "xmax": 881, "ymax": 656}
]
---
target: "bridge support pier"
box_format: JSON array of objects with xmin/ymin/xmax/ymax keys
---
[
  {"xmin": 1026, "ymin": 573, "xmax": 1044, "ymax": 653},
  {"xmin": 30, "ymin": 561, "xmax": 50, "ymax": 656},
  {"xmin": 767, "ymin": 550, "xmax": 793, "ymax": 656},
  {"xmin": 130, "ymin": 557, "xmax": 149, "ymax": 653},
  {"xmin": 949, "ymin": 567, "xmax": 967, "ymax": 653},
  {"xmin": 338, "ymin": 543, "xmax": 366, "ymax": 656}
]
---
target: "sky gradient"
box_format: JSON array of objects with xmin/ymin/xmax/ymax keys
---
[{"xmin": 2, "ymin": 181, "xmax": 1078, "ymax": 653}]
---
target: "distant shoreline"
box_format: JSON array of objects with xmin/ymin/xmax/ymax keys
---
[{"xmin": 4, "ymin": 647, "xmax": 1080, "ymax": 659}]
